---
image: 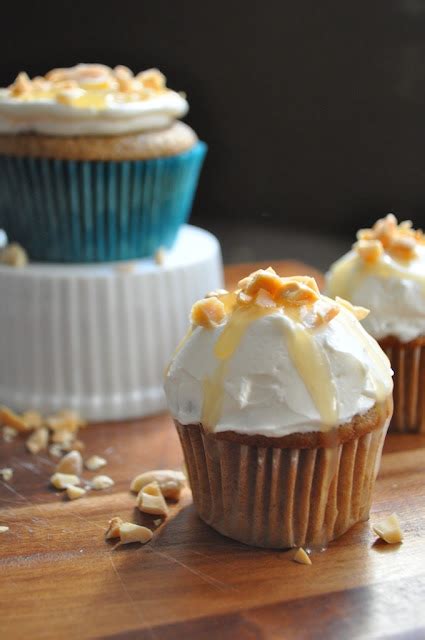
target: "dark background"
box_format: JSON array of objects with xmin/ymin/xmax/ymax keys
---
[{"xmin": 2, "ymin": 0, "xmax": 425, "ymax": 267}]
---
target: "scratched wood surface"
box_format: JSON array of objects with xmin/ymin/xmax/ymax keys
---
[{"xmin": 1, "ymin": 261, "xmax": 425, "ymax": 640}]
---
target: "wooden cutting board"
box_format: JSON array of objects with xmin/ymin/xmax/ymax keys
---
[{"xmin": 1, "ymin": 261, "xmax": 425, "ymax": 640}]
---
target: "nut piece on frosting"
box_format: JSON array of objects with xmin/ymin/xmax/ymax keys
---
[
  {"xmin": 335, "ymin": 297, "xmax": 370, "ymax": 321},
  {"xmin": 191, "ymin": 297, "xmax": 226, "ymax": 329},
  {"xmin": 7, "ymin": 64, "xmax": 172, "ymax": 107},
  {"xmin": 355, "ymin": 214, "xmax": 422, "ymax": 263},
  {"xmin": 372, "ymin": 513, "xmax": 403, "ymax": 544}
]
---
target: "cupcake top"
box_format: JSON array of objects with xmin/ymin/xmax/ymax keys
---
[
  {"xmin": 164, "ymin": 268, "xmax": 393, "ymax": 438},
  {"xmin": 326, "ymin": 214, "xmax": 425, "ymax": 342},
  {"xmin": 0, "ymin": 64, "xmax": 188, "ymax": 136}
]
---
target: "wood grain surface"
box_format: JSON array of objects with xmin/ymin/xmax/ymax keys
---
[{"xmin": 1, "ymin": 261, "xmax": 425, "ymax": 640}]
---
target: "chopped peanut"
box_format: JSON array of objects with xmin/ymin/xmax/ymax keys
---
[
  {"xmin": 388, "ymin": 236, "xmax": 417, "ymax": 261},
  {"xmin": 205, "ymin": 288, "xmax": 228, "ymax": 298},
  {"xmin": 0, "ymin": 526, "xmax": 9, "ymax": 534},
  {"xmin": 191, "ymin": 297, "xmax": 226, "ymax": 329},
  {"xmin": 50, "ymin": 472, "xmax": 80, "ymax": 490},
  {"xmin": 26, "ymin": 427, "xmax": 49, "ymax": 454},
  {"xmin": 90, "ymin": 475, "xmax": 114, "ymax": 490},
  {"xmin": 22, "ymin": 410, "xmax": 43, "ymax": 429},
  {"xmin": 66, "ymin": 485, "xmax": 86, "ymax": 501},
  {"xmin": 118, "ymin": 522, "xmax": 153, "ymax": 545},
  {"xmin": 255, "ymin": 289, "xmax": 277, "ymax": 308},
  {"xmin": 137, "ymin": 481, "xmax": 169, "ymax": 517},
  {"xmin": 243, "ymin": 269, "xmax": 283, "ymax": 297},
  {"xmin": 130, "ymin": 470, "xmax": 186, "ymax": 499},
  {"xmin": 137, "ymin": 68, "xmax": 165, "ymax": 91},
  {"xmin": 277, "ymin": 280, "xmax": 319, "ymax": 306},
  {"xmin": 85, "ymin": 455, "xmax": 107, "ymax": 471},
  {"xmin": 293, "ymin": 548, "xmax": 312, "ymax": 565},
  {"xmin": 105, "ymin": 517, "xmax": 124, "ymax": 540},
  {"xmin": 3, "ymin": 426, "xmax": 17, "ymax": 442},
  {"xmin": 354, "ymin": 239, "xmax": 383, "ymax": 264},
  {"xmin": 336, "ymin": 297, "xmax": 370, "ymax": 321},
  {"xmin": 0, "ymin": 468, "xmax": 13, "ymax": 481},
  {"xmin": 56, "ymin": 451, "xmax": 83, "ymax": 476},
  {"xmin": 0, "ymin": 406, "xmax": 28, "ymax": 432},
  {"xmin": 372, "ymin": 513, "xmax": 403, "ymax": 544}
]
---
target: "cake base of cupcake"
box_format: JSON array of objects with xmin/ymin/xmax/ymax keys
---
[
  {"xmin": 380, "ymin": 336, "xmax": 425, "ymax": 433},
  {"xmin": 0, "ymin": 225, "xmax": 223, "ymax": 420},
  {"xmin": 176, "ymin": 399, "xmax": 392, "ymax": 549}
]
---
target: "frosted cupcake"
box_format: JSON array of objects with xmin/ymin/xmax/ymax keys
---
[
  {"xmin": 327, "ymin": 214, "xmax": 425, "ymax": 433},
  {"xmin": 165, "ymin": 268, "xmax": 393, "ymax": 548},
  {"xmin": 0, "ymin": 64, "xmax": 206, "ymax": 262}
]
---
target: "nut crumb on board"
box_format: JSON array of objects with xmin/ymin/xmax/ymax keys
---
[
  {"xmin": 50, "ymin": 473, "xmax": 80, "ymax": 490},
  {"xmin": 85, "ymin": 455, "xmax": 107, "ymax": 471},
  {"xmin": 293, "ymin": 548, "xmax": 312, "ymax": 565},
  {"xmin": 26, "ymin": 427, "xmax": 49, "ymax": 454},
  {"xmin": 0, "ymin": 468, "xmax": 13, "ymax": 482},
  {"xmin": 372, "ymin": 513, "xmax": 404, "ymax": 544},
  {"xmin": 137, "ymin": 481, "xmax": 169, "ymax": 517},
  {"xmin": 105, "ymin": 517, "xmax": 124, "ymax": 539},
  {"xmin": 90, "ymin": 475, "xmax": 114, "ymax": 490},
  {"xmin": 66, "ymin": 485, "xmax": 86, "ymax": 500},
  {"xmin": 119, "ymin": 523, "xmax": 153, "ymax": 545},
  {"xmin": 56, "ymin": 450, "xmax": 83, "ymax": 476},
  {"xmin": 130, "ymin": 469, "xmax": 186, "ymax": 499},
  {"xmin": 0, "ymin": 526, "xmax": 9, "ymax": 534}
]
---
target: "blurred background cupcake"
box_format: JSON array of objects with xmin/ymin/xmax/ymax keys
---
[
  {"xmin": 165, "ymin": 269, "xmax": 393, "ymax": 549},
  {"xmin": 0, "ymin": 63, "xmax": 206, "ymax": 262},
  {"xmin": 326, "ymin": 214, "xmax": 425, "ymax": 433}
]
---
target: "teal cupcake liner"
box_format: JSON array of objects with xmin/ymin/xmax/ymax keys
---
[{"xmin": 0, "ymin": 141, "xmax": 207, "ymax": 262}]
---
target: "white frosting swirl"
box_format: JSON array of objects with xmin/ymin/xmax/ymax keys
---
[
  {"xmin": 326, "ymin": 245, "xmax": 425, "ymax": 342},
  {"xmin": 165, "ymin": 298, "xmax": 393, "ymax": 437},
  {"xmin": 0, "ymin": 65, "xmax": 189, "ymax": 136}
]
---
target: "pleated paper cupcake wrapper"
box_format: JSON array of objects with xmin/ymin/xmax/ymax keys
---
[
  {"xmin": 177, "ymin": 420, "xmax": 389, "ymax": 549},
  {"xmin": 0, "ymin": 141, "xmax": 206, "ymax": 263},
  {"xmin": 380, "ymin": 339, "xmax": 425, "ymax": 433}
]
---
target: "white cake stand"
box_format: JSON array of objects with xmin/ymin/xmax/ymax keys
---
[{"xmin": 0, "ymin": 225, "xmax": 223, "ymax": 420}]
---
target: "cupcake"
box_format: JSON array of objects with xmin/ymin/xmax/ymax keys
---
[
  {"xmin": 327, "ymin": 214, "xmax": 425, "ymax": 433},
  {"xmin": 164, "ymin": 268, "xmax": 393, "ymax": 548},
  {"xmin": 0, "ymin": 64, "xmax": 206, "ymax": 262}
]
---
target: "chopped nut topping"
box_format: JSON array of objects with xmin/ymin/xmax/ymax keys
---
[
  {"xmin": 130, "ymin": 470, "xmax": 186, "ymax": 499},
  {"xmin": 105, "ymin": 516, "xmax": 124, "ymax": 539},
  {"xmin": 90, "ymin": 475, "xmax": 114, "ymax": 490},
  {"xmin": 244, "ymin": 269, "xmax": 283, "ymax": 298},
  {"xmin": 137, "ymin": 481, "xmax": 169, "ymax": 516},
  {"xmin": 0, "ymin": 405, "xmax": 29, "ymax": 432},
  {"xmin": 293, "ymin": 547, "xmax": 312, "ymax": 565},
  {"xmin": 205, "ymin": 289, "xmax": 228, "ymax": 298},
  {"xmin": 335, "ymin": 296, "xmax": 370, "ymax": 321},
  {"xmin": 50, "ymin": 472, "xmax": 80, "ymax": 490},
  {"xmin": 22, "ymin": 410, "xmax": 43, "ymax": 429},
  {"xmin": 191, "ymin": 297, "xmax": 226, "ymax": 329},
  {"xmin": 85, "ymin": 455, "xmax": 107, "ymax": 471},
  {"xmin": 118, "ymin": 522, "xmax": 153, "ymax": 545},
  {"xmin": 354, "ymin": 239, "xmax": 383, "ymax": 264},
  {"xmin": 26, "ymin": 427, "xmax": 49, "ymax": 454},
  {"xmin": 355, "ymin": 214, "xmax": 422, "ymax": 263},
  {"xmin": 0, "ymin": 526, "xmax": 9, "ymax": 534},
  {"xmin": 277, "ymin": 280, "xmax": 320, "ymax": 306},
  {"xmin": 49, "ymin": 444, "xmax": 64, "ymax": 458},
  {"xmin": 372, "ymin": 513, "xmax": 403, "ymax": 544},
  {"xmin": 3, "ymin": 426, "xmax": 18, "ymax": 442},
  {"xmin": 47, "ymin": 409, "xmax": 85, "ymax": 433},
  {"xmin": 0, "ymin": 468, "xmax": 13, "ymax": 481},
  {"xmin": 0, "ymin": 242, "xmax": 28, "ymax": 267},
  {"xmin": 56, "ymin": 450, "xmax": 83, "ymax": 476},
  {"xmin": 8, "ymin": 65, "xmax": 170, "ymax": 105},
  {"xmin": 66, "ymin": 485, "xmax": 86, "ymax": 500}
]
